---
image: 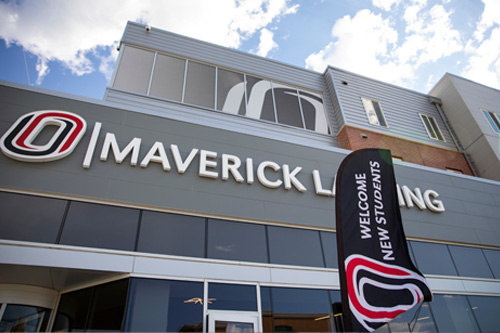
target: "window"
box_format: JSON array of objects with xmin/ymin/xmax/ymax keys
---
[
  {"xmin": 59, "ymin": 202, "xmax": 140, "ymax": 251},
  {"xmin": 208, "ymin": 283, "xmax": 257, "ymax": 311},
  {"xmin": 299, "ymin": 89, "xmax": 329, "ymax": 134},
  {"xmin": 273, "ymin": 82, "xmax": 304, "ymax": 128},
  {"xmin": 482, "ymin": 109, "xmax": 500, "ymax": 134},
  {"xmin": 149, "ymin": 53, "xmax": 185, "ymax": 101},
  {"xmin": 184, "ymin": 60, "xmax": 216, "ymax": 108},
  {"xmin": 113, "ymin": 46, "xmax": 155, "ymax": 94},
  {"xmin": 410, "ymin": 241, "xmax": 458, "ymax": 276},
  {"xmin": 361, "ymin": 97, "xmax": 387, "ymax": 127},
  {"xmin": 216, "ymin": 69, "xmax": 246, "ymax": 115},
  {"xmin": 420, "ymin": 114, "xmax": 445, "ymax": 141},
  {"xmin": 0, "ymin": 191, "xmax": 67, "ymax": 244},
  {"xmin": 245, "ymin": 75, "xmax": 276, "ymax": 122},
  {"xmin": 0, "ymin": 304, "xmax": 51, "ymax": 332}
]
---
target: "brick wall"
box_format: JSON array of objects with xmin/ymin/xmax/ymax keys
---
[{"xmin": 337, "ymin": 126, "xmax": 474, "ymax": 175}]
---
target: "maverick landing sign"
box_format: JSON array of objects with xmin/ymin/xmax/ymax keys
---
[
  {"xmin": 1, "ymin": 110, "xmax": 445, "ymax": 212},
  {"xmin": 335, "ymin": 149, "xmax": 432, "ymax": 332}
]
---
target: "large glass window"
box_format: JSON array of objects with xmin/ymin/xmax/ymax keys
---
[
  {"xmin": 217, "ymin": 69, "xmax": 246, "ymax": 115},
  {"xmin": 483, "ymin": 249, "xmax": 500, "ymax": 279},
  {"xmin": 300, "ymin": 89, "xmax": 329, "ymax": 134},
  {"xmin": 184, "ymin": 61, "xmax": 215, "ymax": 108},
  {"xmin": 137, "ymin": 211, "xmax": 205, "ymax": 258},
  {"xmin": 264, "ymin": 287, "xmax": 334, "ymax": 332},
  {"xmin": 431, "ymin": 294, "xmax": 479, "ymax": 333},
  {"xmin": 467, "ymin": 295, "xmax": 500, "ymax": 333},
  {"xmin": 385, "ymin": 302, "xmax": 437, "ymax": 332},
  {"xmin": 268, "ymin": 226, "xmax": 325, "ymax": 267},
  {"xmin": 362, "ymin": 97, "xmax": 387, "ymax": 127},
  {"xmin": 59, "ymin": 202, "xmax": 140, "ymax": 251},
  {"xmin": 0, "ymin": 191, "xmax": 67, "ymax": 244},
  {"xmin": 113, "ymin": 46, "xmax": 155, "ymax": 95},
  {"xmin": 410, "ymin": 241, "xmax": 458, "ymax": 276},
  {"xmin": 448, "ymin": 245, "xmax": 494, "ymax": 278},
  {"xmin": 149, "ymin": 53, "xmax": 185, "ymax": 101},
  {"xmin": 0, "ymin": 304, "xmax": 51, "ymax": 332},
  {"xmin": 54, "ymin": 279, "xmax": 129, "ymax": 332},
  {"xmin": 273, "ymin": 83, "xmax": 304, "ymax": 128},
  {"xmin": 207, "ymin": 219, "xmax": 268, "ymax": 263},
  {"xmin": 246, "ymin": 76, "xmax": 275, "ymax": 122},
  {"xmin": 208, "ymin": 283, "xmax": 257, "ymax": 311},
  {"xmin": 320, "ymin": 231, "xmax": 338, "ymax": 269},
  {"xmin": 125, "ymin": 278, "xmax": 203, "ymax": 332}
]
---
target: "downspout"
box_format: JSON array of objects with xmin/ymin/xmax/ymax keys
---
[{"xmin": 429, "ymin": 97, "xmax": 478, "ymax": 177}]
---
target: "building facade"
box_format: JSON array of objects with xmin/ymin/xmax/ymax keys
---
[{"xmin": 0, "ymin": 21, "xmax": 499, "ymax": 332}]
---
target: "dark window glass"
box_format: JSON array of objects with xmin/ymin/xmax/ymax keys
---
[
  {"xmin": 246, "ymin": 76, "xmax": 275, "ymax": 122},
  {"xmin": 54, "ymin": 279, "xmax": 128, "ymax": 332},
  {"xmin": 268, "ymin": 226, "xmax": 324, "ymax": 267},
  {"xmin": 410, "ymin": 241, "xmax": 458, "ymax": 276},
  {"xmin": 448, "ymin": 245, "xmax": 494, "ymax": 278},
  {"xmin": 137, "ymin": 211, "xmax": 205, "ymax": 258},
  {"xmin": 184, "ymin": 61, "xmax": 215, "ymax": 108},
  {"xmin": 59, "ymin": 201, "xmax": 140, "ymax": 251},
  {"xmin": 149, "ymin": 54, "xmax": 185, "ymax": 101},
  {"xmin": 125, "ymin": 278, "xmax": 203, "ymax": 332},
  {"xmin": 113, "ymin": 46, "xmax": 155, "ymax": 94},
  {"xmin": 0, "ymin": 191, "xmax": 66, "ymax": 243},
  {"xmin": 0, "ymin": 304, "xmax": 50, "ymax": 332},
  {"xmin": 330, "ymin": 290, "xmax": 343, "ymax": 333},
  {"xmin": 270, "ymin": 287, "xmax": 333, "ymax": 332},
  {"xmin": 217, "ymin": 69, "xmax": 245, "ymax": 115},
  {"xmin": 207, "ymin": 219, "xmax": 268, "ymax": 263},
  {"xmin": 430, "ymin": 294, "xmax": 479, "ymax": 333},
  {"xmin": 299, "ymin": 90, "xmax": 329, "ymax": 134},
  {"xmin": 386, "ymin": 302, "xmax": 437, "ymax": 333},
  {"xmin": 483, "ymin": 249, "xmax": 500, "ymax": 279},
  {"xmin": 53, "ymin": 287, "xmax": 93, "ymax": 331},
  {"xmin": 208, "ymin": 283, "xmax": 257, "ymax": 311},
  {"xmin": 87, "ymin": 279, "xmax": 129, "ymax": 330},
  {"xmin": 260, "ymin": 287, "xmax": 273, "ymax": 332},
  {"xmin": 468, "ymin": 295, "xmax": 500, "ymax": 333},
  {"xmin": 321, "ymin": 231, "xmax": 338, "ymax": 268},
  {"xmin": 273, "ymin": 83, "xmax": 303, "ymax": 128}
]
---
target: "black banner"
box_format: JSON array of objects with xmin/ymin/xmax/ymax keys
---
[{"xmin": 335, "ymin": 149, "xmax": 432, "ymax": 332}]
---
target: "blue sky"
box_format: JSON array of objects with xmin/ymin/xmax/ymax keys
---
[{"xmin": 0, "ymin": 0, "xmax": 499, "ymax": 100}]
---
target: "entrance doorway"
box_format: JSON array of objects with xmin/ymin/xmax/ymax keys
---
[{"xmin": 208, "ymin": 310, "xmax": 260, "ymax": 333}]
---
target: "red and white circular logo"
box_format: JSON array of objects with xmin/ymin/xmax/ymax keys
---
[{"xmin": 0, "ymin": 110, "xmax": 87, "ymax": 162}]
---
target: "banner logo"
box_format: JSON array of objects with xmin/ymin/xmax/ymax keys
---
[
  {"xmin": 346, "ymin": 255, "xmax": 429, "ymax": 331},
  {"xmin": 0, "ymin": 110, "xmax": 87, "ymax": 162}
]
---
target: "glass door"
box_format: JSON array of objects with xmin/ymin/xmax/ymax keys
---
[{"xmin": 208, "ymin": 311, "xmax": 260, "ymax": 333}]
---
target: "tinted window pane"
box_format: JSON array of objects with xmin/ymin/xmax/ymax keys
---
[
  {"xmin": 208, "ymin": 283, "xmax": 257, "ymax": 311},
  {"xmin": 321, "ymin": 231, "xmax": 338, "ymax": 268},
  {"xmin": 387, "ymin": 302, "xmax": 437, "ymax": 333},
  {"xmin": 449, "ymin": 245, "xmax": 493, "ymax": 278},
  {"xmin": 483, "ymin": 249, "xmax": 500, "ymax": 279},
  {"xmin": 113, "ymin": 46, "xmax": 154, "ymax": 94},
  {"xmin": 246, "ymin": 76, "xmax": 275, "ymax": 122},
  {"xmin": 410, "ymin": 241, "xmax": 458, "ymax": 276},
  {"xmin": 299, "ymin": 90, "xmax": 329, "ymax": 134},
  {"xmin": 268, "ymin": 226, "xmax": 324, "ymax": 267},
  {"xmin": 149, "ymin": 53, "xmax": 185, "ymax": 101},
  {"xmin": 430, "ymin": 294, "xmax": 479, "ymax": 333},
  {"xmin": 60, "ymin": 202, "xmax": 140, "ymax": 251},
  {"xmin": 468, "ymin": 295, "xmax": 500, "ymax": 333},
  {"xmin": 125, "ymin": 278, "xmax": 203, "ymax": 332},
  {"xmin": 273, "ymin": 83, "xmax": 303, "ymax": 128},
  {"xmin": 184, "ymin": 61, "xmax": 215, "ymax": 108},
  {"xmin": 137, "ymin": 211, "xmax": 205, "ymax": 258},
  {"xmin": 0, "ymin": 304, "xmax": 50, "ymax": 332},
  {"xmin": 0, "ymin": 191, "xmax": 66, "ymax": 243},
  {"xmin": 217, "ymin": 69, "xmax": 245, "ymax": 115},
  {"xmin": 54, "ymin": 287, "xmax": 93, "ymax": 331},
  {"xmin": 271, "ymin": 287, "xmax": 333, "ymax": 332},
  {"xmin": 261, "ymin": 287, "xmax": 273, "ymax": 332},
  {"xmin": 86, "ymin": 279, "xmax": 129, "ymax": 330},
  {"xmin": 207, "ymin": 219, "xmax": 268, "ymax": 263}
]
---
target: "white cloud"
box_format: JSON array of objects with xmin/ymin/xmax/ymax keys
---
[
  {"xmin": 473, "ymin": 0, "xmax": 500, "ymax": 41},
  {"xmin": 254, "ymin": 28, "xmax": 278, "ymax": 57},
  {"xmin": 0, "ymin": 0, "xmax": 297, "ymax": 85},
  {"xmin": 372, "ymin": 0, "xmax": 401, "ymax": 11}
]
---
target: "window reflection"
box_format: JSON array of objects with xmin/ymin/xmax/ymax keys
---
[
  {"xmin": 208, "ymin": 283, "xmax": 257, "ymax": 311},
  {"xmin": 246, "ymin": 76, "xmax": 275, "ymax": 122},
  {"xmin": 217, "ymin": 69, "xmax": 245, "ymax": 115},
  {"xmin": 0, "ymin": 304, "xmax": 50, "ymax": 332}
]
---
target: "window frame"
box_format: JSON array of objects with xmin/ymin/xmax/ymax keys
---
[
  {"xmin": 481, "ymin": 109, "xmax": 500, "ymax": 134},
  {"xmin": 420, "ymin": 113, "xmax": 445, "ymax": 141},
  {"xmin": 361, "ymin": 97, "xmax": 388, "ymax": 127}
]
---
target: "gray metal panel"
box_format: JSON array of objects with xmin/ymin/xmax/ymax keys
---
[
  {"xmin": 328, "ymin": 67, "xmax": 458, "ymax": 149},
  {"xmin": 324, "ymin": 71, "xmax": 345, "ymax": 132},
  {"xmin": 1, "ymin": 83, "xmax": 500, "ymax": 248},
  {"xmin": 431, "ymin": 74, "xmax": 500, "ymax": 181}
]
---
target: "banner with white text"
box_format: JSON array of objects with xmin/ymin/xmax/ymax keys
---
[{"xmin": 335, "ymin": 149, "xmax": 432, "ymax": 332}]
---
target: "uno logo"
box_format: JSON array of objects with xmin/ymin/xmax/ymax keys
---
[
  {"xmin": 345, "ymin": 255, "xmax": 431, "ymax": 331},
  {"xmin": 0, "ymin": 110, "xmax": 87, "ymax": 162}
]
